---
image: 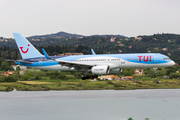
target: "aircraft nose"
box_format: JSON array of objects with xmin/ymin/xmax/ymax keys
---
[{"xmin": 170, "ymin": 60, "xmax": 175, "ymax": 66}]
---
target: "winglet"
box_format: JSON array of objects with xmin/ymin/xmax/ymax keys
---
[
  {"xmin": 91, "ymin": 49, "xmax": 96, "ymax": 55},
  {"xmin": 42, "ymin": 48, "xmax": 51, "ymax": 59}
]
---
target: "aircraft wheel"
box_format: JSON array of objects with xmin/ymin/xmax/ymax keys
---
[
  {"xmin": 82, "ymin": 77, "xmax": 86, "ymax": 80},
  {"xmin": 86, "ymin": 76, "xmax": 90, "ymax": 79},
  {"xmin": 90, "ymin": 76, "xmax": 94, "ymax": 79},
  {"xmin": 94, "ymin": 75, "xmax": 98, "ymax": 78}
]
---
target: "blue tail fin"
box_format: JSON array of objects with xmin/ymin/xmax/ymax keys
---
[{"xmin": 13, "ymin": 33, "xmax": 43, "ymax": 59}]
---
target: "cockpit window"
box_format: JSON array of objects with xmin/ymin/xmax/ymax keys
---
[{"xmin": 163, "ymin": 58, "xmax": 170, "ymax": 60}]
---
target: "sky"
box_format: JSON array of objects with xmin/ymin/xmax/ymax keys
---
[{"xmin": 1, "ymin": 0, "xmax": 180, "ymax": 38}]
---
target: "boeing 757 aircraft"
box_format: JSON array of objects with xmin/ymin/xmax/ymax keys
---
[{"xmin": 9, "ymin": 33, "xmax": 175, "ymax": 80}]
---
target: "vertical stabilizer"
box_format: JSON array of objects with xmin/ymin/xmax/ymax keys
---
[{"xmin": 13, "ymin": 33, "xmax": 43, "ymax": 59}]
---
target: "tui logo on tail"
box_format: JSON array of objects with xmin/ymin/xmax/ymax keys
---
[{"xmin": 20, "ymin": 44, "xmax": 30, "ymax": 53}]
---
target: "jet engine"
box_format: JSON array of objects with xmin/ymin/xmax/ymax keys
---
[
  {"xmin": 109, "ymin": 68, "xmax": 122, "ymax": 74},
  {"xmin": 91, "ymin": 66, "xmax": 110, "ymax": 75}
]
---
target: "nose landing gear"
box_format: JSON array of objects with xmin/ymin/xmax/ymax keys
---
[{"xmin": 152, "ymin": 68, "xmax": 157, "ymax": 78}]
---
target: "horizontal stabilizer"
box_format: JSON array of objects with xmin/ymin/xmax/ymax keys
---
[{"xmin": 6, "ymin": 59, "xmax": 33, "ymax": 64}]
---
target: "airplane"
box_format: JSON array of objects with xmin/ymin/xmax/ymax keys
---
[{"xmin": 8, "ymin": 33, "xmax": 175, "ymax": 80}]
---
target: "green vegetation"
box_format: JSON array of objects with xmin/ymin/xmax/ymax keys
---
[
  {"xmin": 1, "ymin": 76, "xmax": 180, "ymax": 91},
  {"xmin": 0, "ymin": 65, "xmax": 180, "ymax": 91}
]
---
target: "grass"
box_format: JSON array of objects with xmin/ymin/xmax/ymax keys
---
[
  {"xmin": 0, "ymin": 78, "xmax": 180, "ymax": 91},
  {"xmin": 17, "ymin": 81, "xmax": 56, "ymax": 85},
  {"xmin": 0, "ymin": 86, "xmax": 8, "ymax": 91}
]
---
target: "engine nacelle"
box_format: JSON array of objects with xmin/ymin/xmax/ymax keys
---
[
  {"xmin": 91, "ymin": 66, "xmax": 110, "ymax": 75},
  {"xmin": 109, "ymin": 68, "xmax": 122, "ymax": 74}
]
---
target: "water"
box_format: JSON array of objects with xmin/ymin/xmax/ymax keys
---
[{"xmin": 0, "ymin": 89, "xmax": 180, "ymax": 120}]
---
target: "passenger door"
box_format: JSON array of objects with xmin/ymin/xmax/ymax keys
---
[
  {"xmin": 154, "ymin": 56, "xmax": 158, "ymax": 63},
  {"xmin": 39, "ymin": 59, "xmax": 42, "ymax": 66},
  {"xmin": 121, "ymin": 57, "xmax": 125, "ymax": 64}
]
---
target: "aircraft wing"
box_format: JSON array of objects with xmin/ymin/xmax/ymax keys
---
[
  {"xmin": 56, "ymin": 60, "xmax": 94, "ymax": 69},
  {"xmin": 42, "ymin": 48, "xmax": 94, "ymax": 69}
]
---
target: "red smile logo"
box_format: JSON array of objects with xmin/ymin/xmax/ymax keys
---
[{"xmin": 20, "ymin": 44, "xmax": 30, "ymax": 53}]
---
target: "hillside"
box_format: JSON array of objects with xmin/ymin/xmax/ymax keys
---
[
  {"xmin": 27, "ymin": 31, "xmax": 84, "ymax": 39},
  {"xmin": 27, "ymin": 31, "xmax": 127, "ymax": 39}
]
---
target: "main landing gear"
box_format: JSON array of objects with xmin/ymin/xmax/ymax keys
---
[
  {"xmin": 81, "ymin": 75, "xmax": 98, "ymax": 80},
  {"xmin": 81, "ymin": 69, "xmax": 98, "ymax": 80}
]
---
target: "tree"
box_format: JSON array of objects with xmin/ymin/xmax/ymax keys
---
[
  {"xmin": 35, "ymin": 75, "xmax": 41, "ymax": 80},
  {"xmin": 1, "ymin": 61, "xmax": 9, "ymax": 71},
  {"xmin": 23, "ymin": 75, "xmax": 30, "ymax": 80},
  {"xmin": 8, "ymin": 50, "xmax": 11, "ymax": 59},
  {"xmin": 15, "ymin": 50, "xmax": 18, "ymax": 59},
  {"xmin": 4, "ymin": 76, "xmax": 16, "ymax": 82},
  {"xmin": 3, "ymin": 46, "xmax": 6, "ymax": 51},
  {"xmin": 123, "ymin": 69, "xmax": 135, "ymax": 76},
  {"xmin": 16, "ymin": 66, "xmax": 21, "ymax": 71},
  {"xmin": 6, "ymin": 66, "xmax": 14, "ymax": 71}
]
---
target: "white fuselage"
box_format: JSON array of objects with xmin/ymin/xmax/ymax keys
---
[{"xmin": 16, "ymin": 53, "xmax": 175, "ymax": 73}]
